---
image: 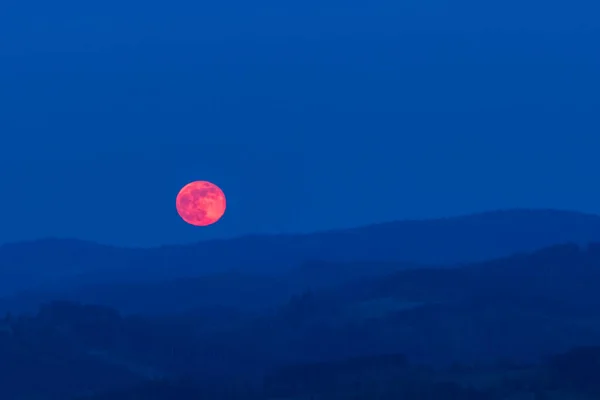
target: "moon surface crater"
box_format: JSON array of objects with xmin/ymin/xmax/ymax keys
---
[{"xmin": 176, "ymin": 181, "xmax": 226, "ymax": 226}]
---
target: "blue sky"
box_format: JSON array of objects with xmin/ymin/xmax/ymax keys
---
[{"xmin": 0, "ymin": 0, "xmax": 598, "ymax": 246}]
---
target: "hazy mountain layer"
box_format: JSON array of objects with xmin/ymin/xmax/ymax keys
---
[{"xmin": 2, "ymin": 209, "xmax": 600, "ymax": 299}]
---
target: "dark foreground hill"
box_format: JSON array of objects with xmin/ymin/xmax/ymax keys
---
[
  {"xmin": 2, "ymin": 208, "xmax": 600, "ymax": 299},
  {"xmin": 2, "ymin": 243, "xmax": 600, "ymax": 399},
  {"xmin": 78, "ymin": 346, "xmax": 600, "ymax": 400},
  {"xmin": 3, "ymin": 300, "xmax": 600, "ymax": 400}
]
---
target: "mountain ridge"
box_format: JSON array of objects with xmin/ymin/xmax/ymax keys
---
[
  {"xmin": 2, "ymin": 208, "xmax": 600, "ymax": 298},
  {"xmin": 3, "ymin": 208, "xmax": 599, "ymax": 250}
]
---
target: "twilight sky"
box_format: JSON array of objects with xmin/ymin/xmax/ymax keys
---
[{"xmin": 0, "ymin": 0, "xmax": 598, "ymax": 246}]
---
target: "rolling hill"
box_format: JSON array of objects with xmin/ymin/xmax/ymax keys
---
[
  {"xmin": 3, "ymin": 209, "xmax": 600, "ymax": 311},
  {"xmin": 2, "ymin": 242, "xmax": 600, "ymax": 398}
]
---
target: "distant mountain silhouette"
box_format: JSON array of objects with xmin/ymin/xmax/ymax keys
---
[{"xmin": 3, "ymin": 209, "xmax": 600, "ymax": 306}]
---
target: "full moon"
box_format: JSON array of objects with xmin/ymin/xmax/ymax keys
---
[{"xmin": 176, "ymin": 181, "xmax": 226, "ymax": 226}]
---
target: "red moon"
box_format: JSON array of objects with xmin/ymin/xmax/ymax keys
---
[{"xmin": 176, "ymin": 181, "xmax": 226, "ymax": 226}]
